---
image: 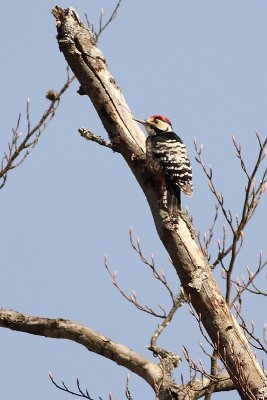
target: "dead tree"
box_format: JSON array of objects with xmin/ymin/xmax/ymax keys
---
[{"xmin": 1, "ymin": 5, "xmax": 267, "ymax": 400}]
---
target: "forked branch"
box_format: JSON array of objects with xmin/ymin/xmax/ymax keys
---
[
  {"xmin": 96, "ymin": 0, "xmax": 123, "ymax": 41},
  {"xmin": 84, "ymin": 0, "xmax": 123, "ymax": 42},
  {"xmin": 0, "ymin": 69, "xmax": 74, "ymax": 189},
  {"xmin": 195, "ymin": 135, "xmax": 267, "ymax": 304},
  {"xmin": 104, "ymin": 256, "xmax": 167, "ymax": 318},
  {"xmin": 2, "ymin": 6, "xmax": 263, "ymax": 399},
  {"xmin": 129, "ymin": 227, "xmax": 177, "ymax": 305}
]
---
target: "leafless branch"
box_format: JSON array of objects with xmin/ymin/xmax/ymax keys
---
[
  {"xmin": 3, "ymin": 308, "xmax": 233, "ymax": 399},
  {"xmin": 84, "ymin": 1, "xmax": 123, "ymax": 43},
  {"xmin": 188, "ymin": 302, "xmax": 213, "ymax": 348},
  {"xmin": 0, "ymin": 68, "xmax": 75, "ymax": 189},
  {"xmin": 148, "ymin": 294, "xmax": 184, "ymax": 374},
  {"xmin": 195, "ymin": 135, "xmax": 267, "ymax": 305},
  {"xmin": 192, "ymin": 375, "xmax": 235, "ymax": 399},
  {"xmin": 203, "ymin": 350, "xmax": 219, "ymax": 400},
  {"xmin": 84, "ymin": 13, "xmax": 94, "ymax": 34},
  {"xmin": 231, "ymin": 253, "xmax": 267, "ymax": 307},
  {"xmin": 234, "ymin": 308, "xmax": 267, "ymax": 354},
  {"xmin": 79, "ymin": 127, "xmax": 115, "ymax": 150},
  {"xmin": 194, "ymin": 139, "xmax": 235, "ymax": 235},
  {"xmin": 104, "ymin": 256, "xmax": 166, "ymax": 318},
  {"xmin": 125, "ymin": 374, "xmax": 133, "ymax": 400},
  {"xmin": 150, "ymin": 292, "xmax": 185, "ymax": 351},
  {"xmin": 183, "ymin": 346, "xmax": 215, "ymax": 384},
  {"xmin": 49, "ymin": 374, "xmax": 95, "ymax": 400},
  {"xmin": 95, "ymin": 0, "xmax": 123, "ymax": 42},
  {"xmin": 0, "ymin": 308, "xmax": 162, "ymax": 390},
  {"xmin": 174, "ymin": 373, "xmax": 235, "ymax": 400},
  {"xmin": 129, "ymin": 227, "xmax": 177, "ymax": 305},
  {"xmin": 200, "ymin": 204, "xmax": 219, "ymax": 262},
  {"xmin": 225, "ymin": 134, "xmax": 267, "ymax": 303}
]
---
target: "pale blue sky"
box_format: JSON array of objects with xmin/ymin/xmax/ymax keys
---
[{"xmin": 1, "ymin": 1, "xmax": 267, "ymax": 399}]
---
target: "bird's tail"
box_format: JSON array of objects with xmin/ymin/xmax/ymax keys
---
[{"xmin": 165, "ymin": 187, "xmax": 181, "ymax": 216}]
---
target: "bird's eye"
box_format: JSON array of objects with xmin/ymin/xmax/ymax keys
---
[{"xmin": 154, "ymin": 119, "xmax": 159, "ymax": 124}]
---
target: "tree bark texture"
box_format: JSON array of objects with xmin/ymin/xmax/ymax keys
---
[
  {"xmin": 0, "ymin": 309, "xmax": 162, "ymax": 389},
  {"xmin": 50, "ymin": 7, "xmax": 266, "ymax": 399},
  {"xmin": 0, "ymin": 308, "xmax": 238, "ymax": 399}
]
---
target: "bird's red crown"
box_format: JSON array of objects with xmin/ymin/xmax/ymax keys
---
[{"xmin": 150, "ymin": 115, "xmax": 172, "ymax": 127}]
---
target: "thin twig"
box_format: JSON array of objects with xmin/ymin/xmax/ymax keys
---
[
  {"xmin": 129, "ymin": 227, "xmax": 176, "ymax": 304},
  {"xmin": 95, "ymin": 0, "xmax": 123, "ymax": 42},
  {"xmin": 201, "ymin": 204, "xmax": 219, "ymax": 262},
  {"xmin": 236, "ymin": 310, "xmax": 267, "ymax": 354},
  {"xmin": 225, "ymin": 135, "xmax": 267, "ymax": 303},
  {"xmin": 194, "ymin": 139, "xmax": 235, "ymax": 235},
  {"xmin": 125, "ymin": 374, "xmax": 133, "ymax": 400},
  {"xmin": 231, "ymin": 254, "xmax": 267, "ymax": 307},
  {"xmin": 204, "ymin": 349, "xmax": 219, "ymax": 400},
  {"xmin": 195, "ymin": 135, "xmax": 267, "ymax": 305},
  {"xmin": 49, "ymin": 374, "xmax": 94, "ymax": 400},
  {"xmin": 0, "ymin": 69, "xmax": 75, "ymax": 189},
  {"xmin": 104, "ymin": 256, "xmax": 166, "ymax": 318}
]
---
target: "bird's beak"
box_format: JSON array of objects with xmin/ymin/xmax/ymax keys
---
[{"xmin": 132, "ymin": 117, "xmax": 146, "ymax": 125}]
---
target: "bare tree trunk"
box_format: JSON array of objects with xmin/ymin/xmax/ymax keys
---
[{"xmin": 50, "ymin": 7, "xmax": 266, "ymax": 400}]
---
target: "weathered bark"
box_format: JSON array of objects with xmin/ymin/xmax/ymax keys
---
[
  {"xmin": 0, "ymin": 308, "xmax": 237, "ymax": 400},
  {"xmin": 49, "ymin": 7, "xmax": 266, "ymax": 399},
  {"xmin": 0, "ymin": 309, "xmax": 162, "ymax": 389}
]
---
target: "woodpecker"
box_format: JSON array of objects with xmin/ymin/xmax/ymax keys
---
[{"xmin": 134, "ymin": 115, "xmax": 193, "ymax": 214}]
